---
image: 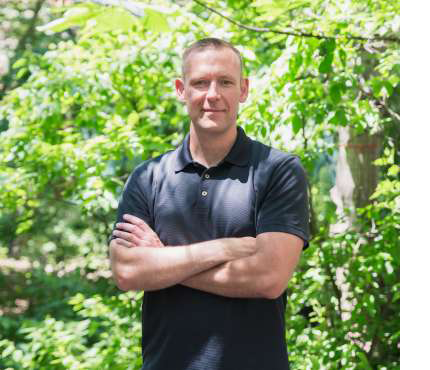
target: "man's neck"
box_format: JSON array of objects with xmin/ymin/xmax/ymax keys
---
[{"xmin": 189, "ymin": 124, "xmax": 237, "ymax": 168}]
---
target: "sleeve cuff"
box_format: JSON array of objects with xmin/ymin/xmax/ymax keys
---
[{"xmin": 256, "ymin": 224, "xmax": 310, "ymax": 250}]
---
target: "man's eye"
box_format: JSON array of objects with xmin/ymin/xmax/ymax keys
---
[
  {"xmin": 194, "ymin": 80, "xmax": 207, "ymax": 86},
  {"xmin": 221, "ymin": 80, "xmax": 233, "ymax": 86}
]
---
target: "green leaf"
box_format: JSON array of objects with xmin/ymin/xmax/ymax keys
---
[
  {"xmin": 318, "ymin": 39, "xmax": 336, "ymax": 74},
  {"xmin": 81, "ymin": 8, "xmax": 139, "ymax": 38},
  {"xmin": 16, "ymin": 68, "xmax": 28, "ymax": 79},
  {"xmin": 16, "ymin": 219, "xmax": 33, "ymax": 234},
  {"xmin": 142, "ymin": 8, "xmax": 170, "ymax": 33},
  {"xmin": 127, "ymin": 111, "xmax": 140, "ymax": 126},
  {"xmin": 388, "ymin": 164, "xmax": 400, "ymax": 176},
  {"xmin": 261, "ymin": 125, "xmax": 267, "ymax": 137},
  {"xmin": 289, "ymin": 53, "xmax": 303, "ymax": 79},
  {"xmin": 12, "ymin": 58, "xmax": 26, "ymax": 69},
  {"xmin": 292, "ymin": 114, "xmax": 302, "ymax": 134},
  {"xmin": 382, "ymin": 80, "xmax": 393, "ymax": 96},
  {"xmin": 329, "ymin": 84, "xmax": 341, "ymax": 105},
  {"xmin": 258, "ymin": 104, "xmax": 265, "ymax": 118},
  {"xmin": 357, "ymin": 351, "xmax": 372, "ymax": 370},
  {"xmin": 371, "ymin": 79, "xmax": 382, "ymax": 96},
  {"xmin": 37, "ymin": 6, "xmax": 97, "ymax": 33},
  {"xmin": 63, "ymin": 6, "xmax": 97, "ymax": 24},
  {"xmin": 295, "ymin": 53, "xmax": 303, "ymax": 69},
  {"xmin": 37, "ymin": 17, "xmax": 76, "ymax": 33},
  {"xmin": 319, "ymin": 54, "xmax": 333, "ymax": 74},
  {"xmin": 338, "ymin": 48, "xmax": 347, "ymax": 68},
  {"xmin": 330, "ymin": 109, "xmax": 347, "ymax": 126},
  {"xmin": 319, "ymin": 39, "xmax": 336, "ymax": 56}
]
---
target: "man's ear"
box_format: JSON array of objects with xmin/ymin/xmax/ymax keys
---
[
  {"xmin": 239, "ymin": 77, "xmax": 249, "ymax": 103},
  {"xmin": 175, "ymin": 79, "xmax": 186, "ymax": 103}
]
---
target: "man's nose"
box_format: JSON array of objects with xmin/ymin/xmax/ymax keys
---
[{"xmin": 206, "ymin": 81, "xmax": 220, "ymax": 100}]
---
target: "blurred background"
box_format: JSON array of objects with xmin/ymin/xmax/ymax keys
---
[{"xmin": 0, "ymin": 0, "xmax": 399, "ymax": 368}]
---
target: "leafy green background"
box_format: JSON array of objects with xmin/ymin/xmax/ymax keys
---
[{"xmin": 0, "ymin": 0, "xmax": 399, "ymax": 369}]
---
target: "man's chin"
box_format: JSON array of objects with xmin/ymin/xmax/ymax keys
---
[
  {"xmin": 194, "ymin": 119, "xmax": 231, "ymax": 132},
  {"xmin": 203, "ymin": 119, "xmax": 221, "ymax": 128}
]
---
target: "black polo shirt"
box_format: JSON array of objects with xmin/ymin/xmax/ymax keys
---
[{"xmin": 113, "ymin": 126, "xmax": 310, "ymax": 370}]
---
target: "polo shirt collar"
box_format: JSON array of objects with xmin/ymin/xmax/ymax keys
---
[
  {"xmin": 175, "ymin": 132, "xmax": 194, "ymax": 172},
  {"xmin": 222, "ymin": 126, "xmax": 251, "ymax": 166},
  {"xmin": 174, "ymin": 126, "xmax": 251, "ymax": 172}
]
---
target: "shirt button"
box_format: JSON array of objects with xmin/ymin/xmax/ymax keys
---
[
  {"xmin": 201, "ymin": 191, "xmax": 208, "ymax": 197},
  {"xmin": 204, "ymin": 174, "xmax": 210, "ymax": 179}
]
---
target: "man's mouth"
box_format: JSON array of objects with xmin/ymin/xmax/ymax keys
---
[{"xmin": 202, "ymin": 109, "xmax": 225, "ymax": 113}]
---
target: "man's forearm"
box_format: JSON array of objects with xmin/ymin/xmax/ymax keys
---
[
  {"xmin": 110, "ymin": 237, "xmax": 255, "ymax": 291},
  {"xmin": 181, "ymin": 232, "xmax": 303, "ymax": 299},
  {"xmin": 180, "ymin": 250, "xmax": 273, "ymax": 299},
  {"xmin": 112, "ymin": 215, "xmax": 302, "ymax": 299}
]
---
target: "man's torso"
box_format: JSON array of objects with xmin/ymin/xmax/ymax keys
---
[{"xmin": 115, "ymin": 127, "xmax": 309, "ymax": 370}]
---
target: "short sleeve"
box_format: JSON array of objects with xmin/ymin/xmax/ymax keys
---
[
  {"xmin": 108, "ymin": 166, "xmax": 152, "ymax": 245},
  {"xmin": 256, "ymin": 155, "xmax": 310, "ymax": 249}
]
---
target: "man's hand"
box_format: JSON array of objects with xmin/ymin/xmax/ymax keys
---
[
  {"xmin": 112, "ymin": 214, "xmax": 164, "ymax": 248},
  {"xmin": 109, "ymin": 214, "xmax": 303, "ymax": 297},
  {"xmin": 109, "ymin": 214, "xmax": 258, "ymax": 291},
  {"xmin": 113, "ymin": 214, "xmax": 258, "ymax": 259}
]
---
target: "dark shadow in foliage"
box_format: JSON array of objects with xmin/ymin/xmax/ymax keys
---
[{"xmin": 0, "ymin": 265, "xmax": 116, "ymax": 343}]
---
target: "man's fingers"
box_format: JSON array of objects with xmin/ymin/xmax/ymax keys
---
[
  {"xmin": 123, "ymin": 214, "xmax": 152, "ymax": 231},
  {"xmin": 116, "ymin": 222, "xmax": 145, "ymax": 238},
  {"xmin": 115, "ymin": 237, "xmax": 135, "ymax": 248},
  {"xmin": 116, "ymin": 222, "xmax": 159, "ymax": 242},
  {"xmin": 115, "ymin": 215, "xmax": 164, "ymax": 248},
  {"xmin": 113, "ymin": 230, "xmax": 138, "ymax": 246}
]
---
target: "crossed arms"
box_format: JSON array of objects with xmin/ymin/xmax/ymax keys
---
[{"xmin": 109, "ymin": 214, "xmax": 304, "ymax": 299}]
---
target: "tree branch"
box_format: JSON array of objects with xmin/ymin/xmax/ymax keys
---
[
  {"xmin": 324, "ymin": 262, "xmax": 343, "ymax": 320},
  {"xmin": 0, "ymin": 0, "xmax": 46, "ymax": 98},
  {"xmin": 15, "ymin": 0, "xmax": 46, "ymax": 56},
  {"xmin": 192, "ymin": 0, "xmax": 400, "ymax": 44},
  {"xmin": 358, "ymin": 84, "xmax": 400, "ymax": 122}
]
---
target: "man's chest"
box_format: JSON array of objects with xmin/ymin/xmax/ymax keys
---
[{"xmin": 152, "ymin": 164, "xmax": 257, "ymax": 245}]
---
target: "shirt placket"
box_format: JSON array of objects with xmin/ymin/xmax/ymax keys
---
[{"xmin": 196, "ymin": 167, "xmax": 212, "ymax": 211}]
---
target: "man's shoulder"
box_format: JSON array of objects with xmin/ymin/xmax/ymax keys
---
[
  {"xmin": 249, "ymin": 138, "xmax": 303, "ymax": 170},
  {"xmin": 129, "ymin": 147, "xmax": 178, "ymax": 182}
]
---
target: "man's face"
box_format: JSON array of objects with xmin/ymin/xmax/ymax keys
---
[{"xmin": 176, "ymin": 47, "xmax": 249, "ymax": 135}]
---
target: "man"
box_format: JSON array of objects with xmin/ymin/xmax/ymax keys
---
[{"xmin": 109, "ymin": 38, "xmax": 310, "ymax": 370}]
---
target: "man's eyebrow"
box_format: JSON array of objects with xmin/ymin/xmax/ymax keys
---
[
  {"xmin": 189, "ymin": 74, "xmax": 238, "ymax": 82},
  {"xmin": 218, "ymin": 75, "xmax": 237, "ymax": 80}
]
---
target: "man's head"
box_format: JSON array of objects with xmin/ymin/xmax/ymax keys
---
[
  {"xmin": 181, "ymin": 38, "xmax": 244, "ymax": 80},
  {"xmin": 176, "ymin": 38, "xmax": 249, "ymax": 135}
]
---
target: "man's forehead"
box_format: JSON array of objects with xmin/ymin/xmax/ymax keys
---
[
  {"xmin": 186, "ymin": 46, "xmax": 239, "ymax": 60},
  {"xmin": 183, "ymin": 47, "xmax": 241, "ymax": 78}
]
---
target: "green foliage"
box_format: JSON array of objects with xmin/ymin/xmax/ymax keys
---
[
  {"xmin": 287, "ymin": 169, "xmax": 400, "ymax": 369},
  {"xmin": 0, "ymin": 26, "xmax": 182, "ymax": 252},
  {"xmin": 37, "ymin": 2, "xmax": 172, "ymax": 36},
  {"xmin": 0, "ymin": 0, "xmax": 399, "ymax": 368},
  {"xmin": 0, "ymin": 291, "xmax": 142, "ymax": 369},
  {"xmin": 0, "ymin": 0, "xmax": 71, "ymax": 100}
]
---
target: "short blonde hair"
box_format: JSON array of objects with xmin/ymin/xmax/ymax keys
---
[{"xmin": 182, "ymin": 38, "xmax": 244, "ymax": 79}]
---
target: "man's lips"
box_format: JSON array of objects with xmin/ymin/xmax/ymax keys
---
[{"xmin": 202, "ymin": 109, "xmax": 226, "ymax": 113}]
